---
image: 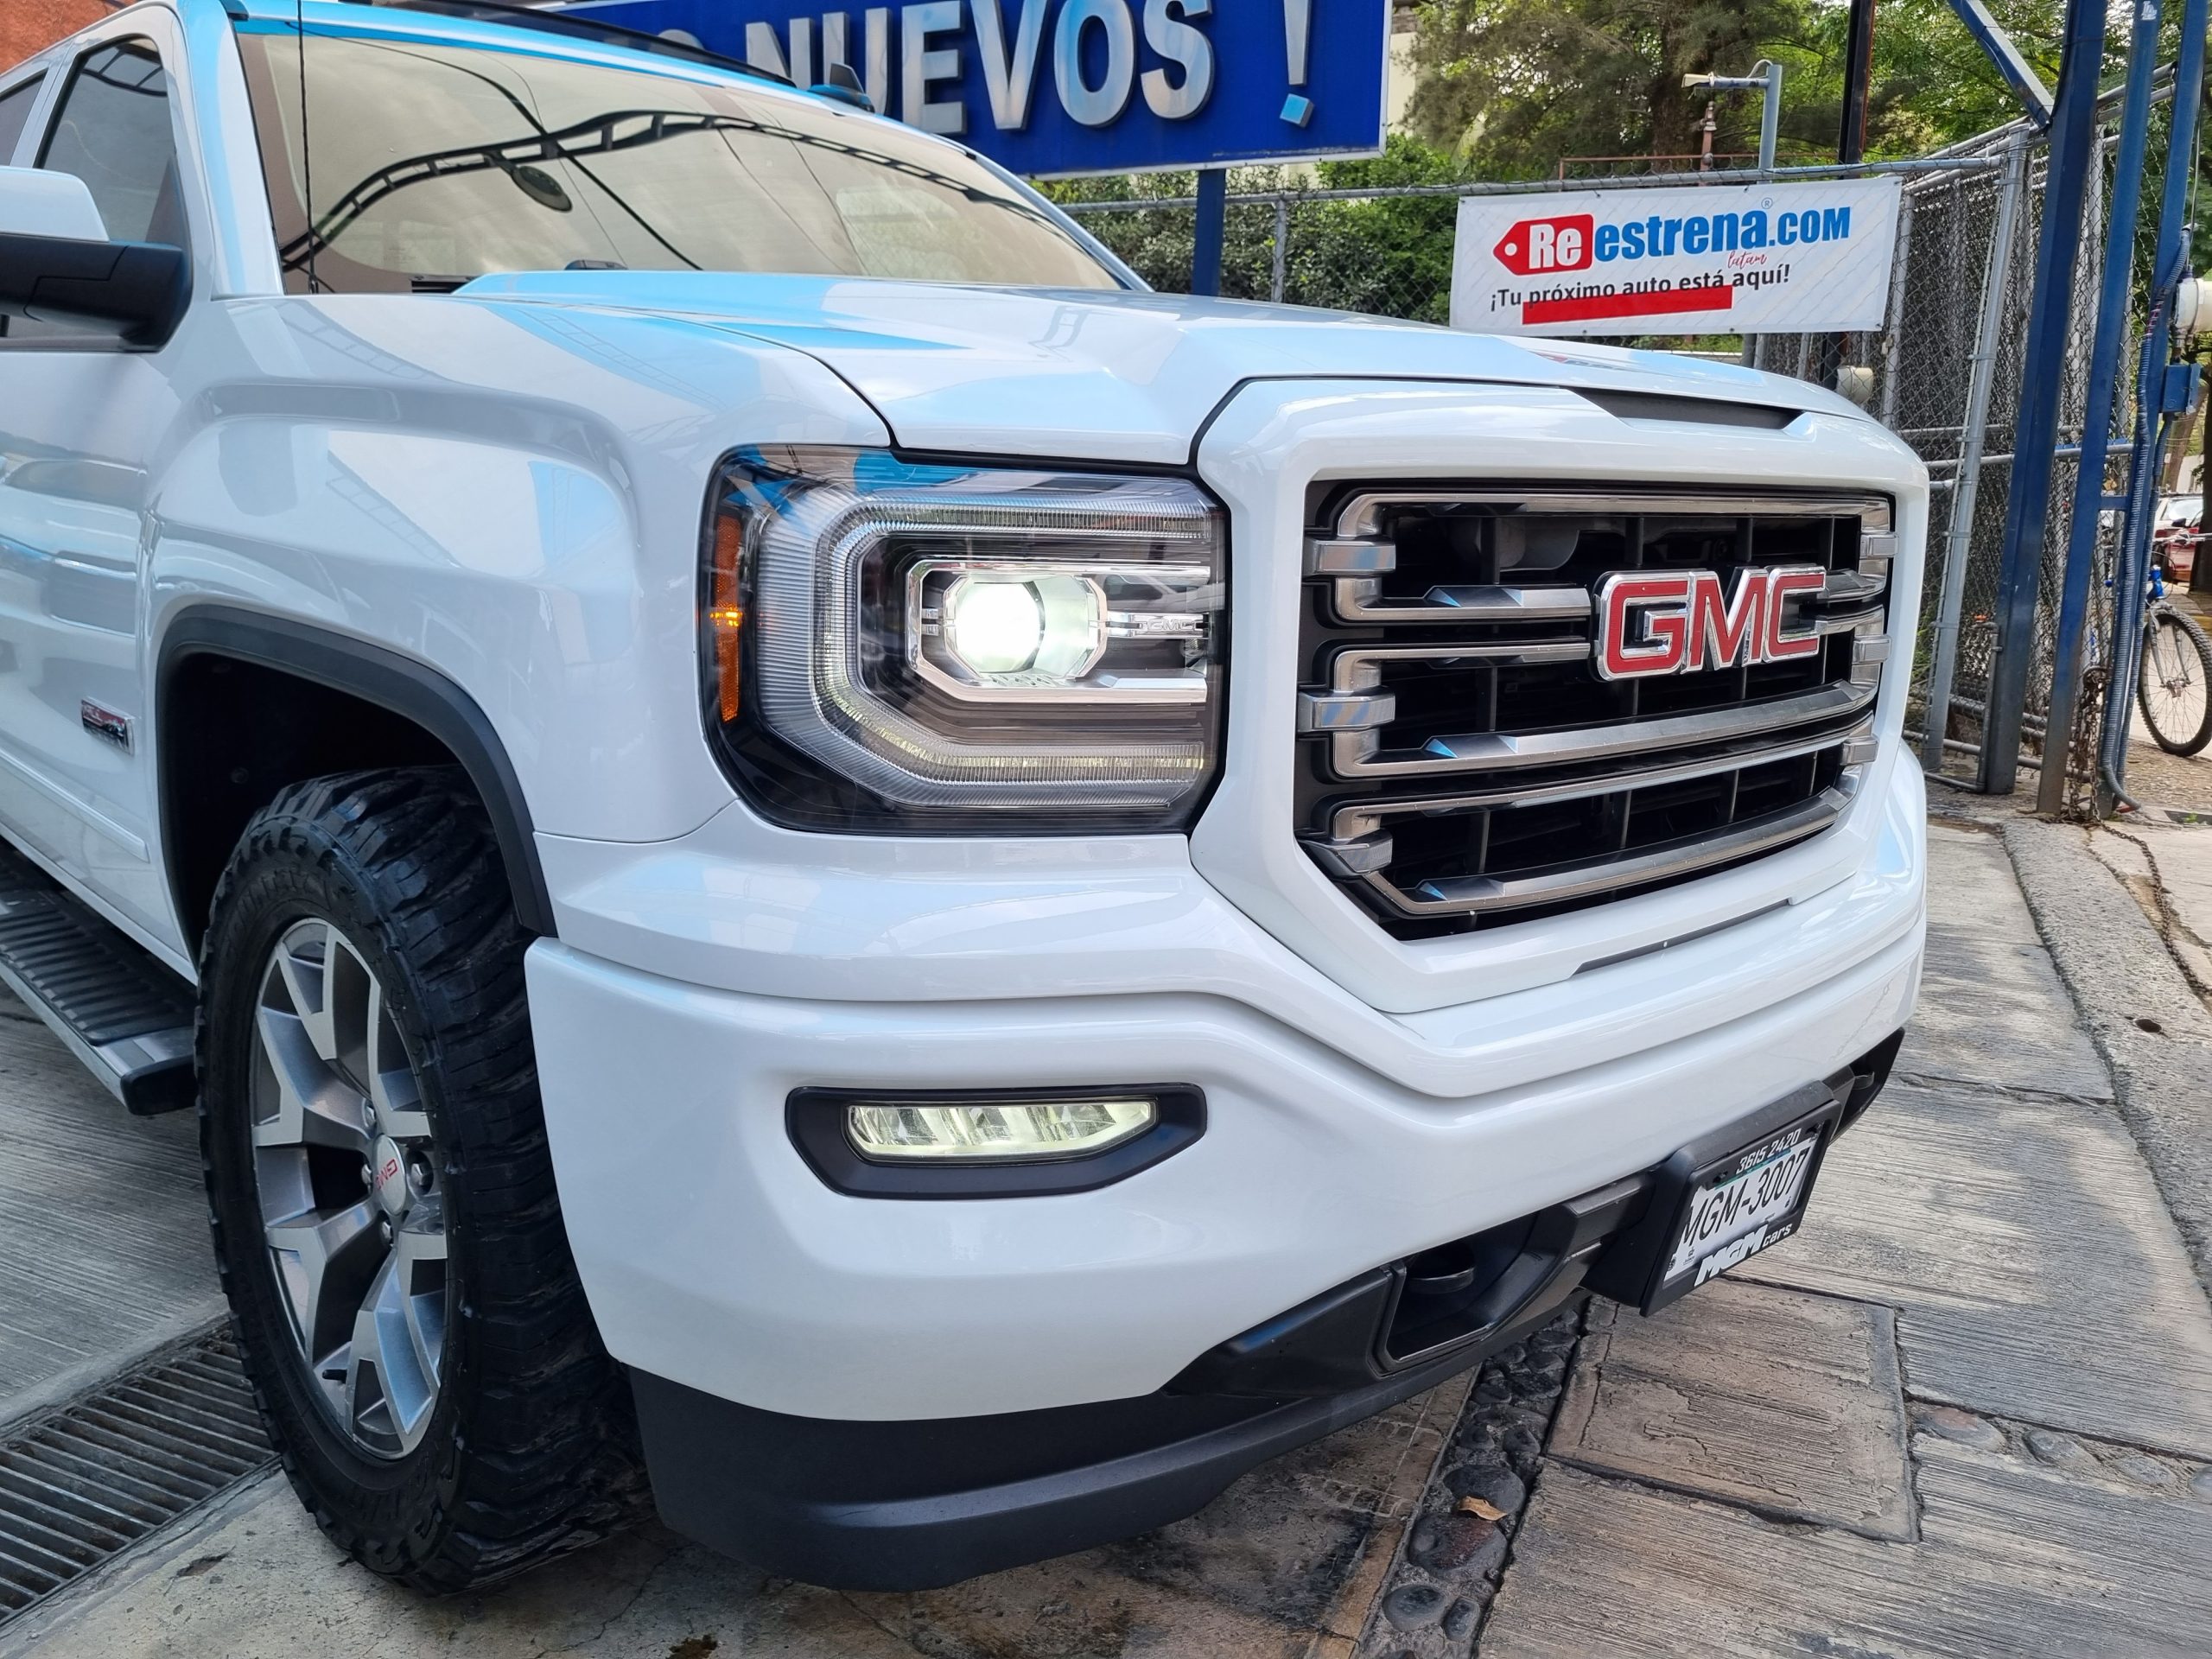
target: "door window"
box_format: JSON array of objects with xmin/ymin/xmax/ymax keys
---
[
  {"xmin": 0, "ymin": 76, "xmax": 43, "ymax": 166},
  {"xmin": 39, "ymin": 40, "xmax": 188, "ymax": 247}
]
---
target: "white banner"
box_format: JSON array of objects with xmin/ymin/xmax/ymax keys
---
[{"xmin": 1449, "ymin": 177, "xmax": 1903, "ymax": 337}]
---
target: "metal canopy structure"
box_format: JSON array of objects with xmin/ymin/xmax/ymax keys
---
[{"xmin": 1945, "ymin": 0, "xmax": 2057, "ymax": 128}]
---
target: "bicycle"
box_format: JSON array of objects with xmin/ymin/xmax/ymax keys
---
[{"xmin": 2136, "ymin": 562, "xmax": 2212, "ymax": 756}]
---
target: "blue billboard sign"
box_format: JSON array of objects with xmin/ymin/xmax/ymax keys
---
[{"xmin": 561, "ymin": 0, "xmax": 1390, "ymax": 176}]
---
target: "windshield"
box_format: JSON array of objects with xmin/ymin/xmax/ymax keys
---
[{"xmin": 235, "ymin": 28, "xmax": 1122, "ymax": 293}]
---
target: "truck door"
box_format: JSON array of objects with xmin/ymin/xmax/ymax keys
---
[{"xmin": 0, "ymin": 26, "xmax": 198, "ymax": 944}]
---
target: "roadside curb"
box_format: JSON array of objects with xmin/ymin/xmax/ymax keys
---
[
  {"xmin": 0, "ymin": 1305, "xmax": 229, "ymax": 1439},
  {"xmin": 2003, "ymin": 817, "xmax": 2212, "ymax": 1300}
]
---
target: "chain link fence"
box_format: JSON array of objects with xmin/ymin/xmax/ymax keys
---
[
  {"xmin": 1864, "ymin": 130, "xmax": 2126, "ymax": 799},
  {"xmin": 1063, "ymin": 113, "xmax": 2158, "ymax": 798}
]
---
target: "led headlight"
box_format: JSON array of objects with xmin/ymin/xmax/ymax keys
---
[{"xmin": 701, "ymin": 449, "xmax": 1226, "ymax": 832}]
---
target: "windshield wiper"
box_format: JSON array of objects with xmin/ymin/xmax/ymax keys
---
[{"xmin": 281, "ymin": 108, "xmax": 1055, "ymax": 280}]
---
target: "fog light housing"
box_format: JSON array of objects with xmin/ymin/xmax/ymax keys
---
[
  {"xmin": 847, "ymin": 1095, "xmax": 1154, "ymax": 1162},
  {"xmin": 788, "ymin": 1084, "xmax": 1205, "ymax": 1198}
]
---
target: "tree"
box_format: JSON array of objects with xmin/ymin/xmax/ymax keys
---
[
  {"xmin": 1402, "ymin": 0, "xmax": 1808, "ymax": 176},
  {"xmin": 1774, "ymin": 0, "xmax": 2076, "ymax": 158},
  {"xmin": 1403, "ymin": 0, "xmax": 2087, "ymax": 176}
]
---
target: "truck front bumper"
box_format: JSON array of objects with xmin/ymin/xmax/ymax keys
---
[{"xmin": 525, "ymin": 754, "xmax": 1923, "ymax": 1586}]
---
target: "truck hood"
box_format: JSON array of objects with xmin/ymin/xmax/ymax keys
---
[{"xmin": 459, "ymin": 272, "xmax": 1870, "ymax": 467}]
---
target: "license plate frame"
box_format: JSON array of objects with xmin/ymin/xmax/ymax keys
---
[{"xmin": 1589, "ymin": 1083, "xmax": 1844, "ymax": 1316}]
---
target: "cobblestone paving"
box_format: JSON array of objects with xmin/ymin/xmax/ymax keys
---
[{"xmin": 1351, "ymin": 1310, "xmax": 1580, "ymax": 1659}]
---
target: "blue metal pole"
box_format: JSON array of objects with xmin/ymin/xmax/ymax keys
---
[
  {"xmin": 1192, "ymin": 168, "xmax": 1227, "ymax": 296},
  {"xmin": 2035, "ymin": 0, "xmax": 2167, "ymax": 810},
  {"xmin": 2099, "ymin": 0, "xmax": 2212, "ymax": 804},
  {"xmin": 1977, "ymin": 0, "xmax": 2113, "ymax": 793}
]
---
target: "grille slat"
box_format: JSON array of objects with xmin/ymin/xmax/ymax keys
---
[
  {"xmin": 0, "ymin": 1330, "xmax": 274, "ymax": 1623},
  {"xmin": 1403, "ymin": 789, "xmax": 1855, "ymax": 915},
  {"xmin": 1336, "ymin": 680, "xmax": 1877, "ymax": 779},
  {"xmin": 1296, "ymin": 486, "xmax": 1891, "ymax": 938}
]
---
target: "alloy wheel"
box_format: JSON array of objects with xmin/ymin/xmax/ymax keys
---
[{"xmin": 248, "ymin": 918, "xmax": 449, "ymax": 1459}]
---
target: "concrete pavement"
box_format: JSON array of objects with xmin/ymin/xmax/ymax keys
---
[{"xmin": 0, "ymin": 992, "xmax": 223, "ymax": 1435}]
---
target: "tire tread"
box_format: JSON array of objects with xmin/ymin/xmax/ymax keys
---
[{"xmin": 196, "ymin": 767, "xmax": 644, "ymax": 1593}]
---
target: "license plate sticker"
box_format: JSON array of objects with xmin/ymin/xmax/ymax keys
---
[{"xmin": 1663, "ymin": 1126, "xmax": 1821, "ymax": 1287}]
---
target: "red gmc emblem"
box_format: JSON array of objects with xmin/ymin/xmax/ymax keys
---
[
  {"xmin": 1594, "ymin": 566, "xmax": 1827, "ymax": 682},
  {"xmin": 1494, "ymin": 213, "xmax": 1595, "ymax": 276}
]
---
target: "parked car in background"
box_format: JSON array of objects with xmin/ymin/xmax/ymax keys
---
[{"xmin": 2155, "ymin": 492, "xmax": 2202, "ymax": 583}]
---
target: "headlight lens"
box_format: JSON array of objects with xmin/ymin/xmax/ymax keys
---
[{"xmin": 701, "ymin": 449, "xmax": 1227, "ymax": 833}]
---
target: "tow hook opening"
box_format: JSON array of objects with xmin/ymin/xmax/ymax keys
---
[
  {"xmin": 1170, "ymin": 1030, "xmax": 1909, "ymax": 1402},
  {"xmin": 1378, "ymin": 1179, "xmax": 1643, "ymax": 1370}
]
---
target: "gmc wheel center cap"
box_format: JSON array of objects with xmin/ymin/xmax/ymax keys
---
[{"xmin": 372, "ymin": 1136, "xmax": 410, "ymax": 1217}]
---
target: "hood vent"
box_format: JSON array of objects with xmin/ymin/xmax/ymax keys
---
[{"xmin": 1577, "ymin": 391, "xmax": 1802, "ymax": 429}]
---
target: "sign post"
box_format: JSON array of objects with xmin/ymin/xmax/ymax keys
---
[
  {"xmin": 1192, "ymin": 167, "xmax": 1226, "ymax": 296},
  {"xmin": 1448, "ymin": 177, "xmax": 1902, "ymax": 339}
]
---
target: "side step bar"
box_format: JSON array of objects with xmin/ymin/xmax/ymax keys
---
[{"xmin": 0, "ymin": 842, "xmax": 194, "ymax": 1115}]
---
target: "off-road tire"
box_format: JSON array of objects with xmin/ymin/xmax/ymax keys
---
[{"xmin": 198, "ymin": 767, "xmax": 644, "ymax": 1592}]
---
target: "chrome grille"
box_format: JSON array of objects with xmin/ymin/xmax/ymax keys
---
[{"xmin": 1295, "ymin": 488, "xmax": 1891, "ymax": 938}]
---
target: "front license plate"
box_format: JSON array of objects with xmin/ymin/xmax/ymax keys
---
[
  {"xmin": 1642, "ymin": 1097, "xmax": 1840, "ymax": 1313},
  {"xmin": 1664, "ymin": 1129, "xmax": 1821, "ymax": 1285}
]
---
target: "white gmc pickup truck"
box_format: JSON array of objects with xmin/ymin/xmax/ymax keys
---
[{"xmin": 0, "ymin": 0, "xmax": 1924, "ymax": 1595}]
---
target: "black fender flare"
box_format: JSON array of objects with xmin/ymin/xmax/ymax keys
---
[{"xmin": 156, "ymin": 607, "xmax": 557, "ymax": 940}]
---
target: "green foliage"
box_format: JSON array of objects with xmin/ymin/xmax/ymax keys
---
[
  {"xmin": 1290, "ymin": 137, "xmax": 1483, "ymax": 321},
  {"xmin": 1402, "ymin": 0, "xmax": 1808, "ymax": 175},
  {"xmin": 1046, "ymin": 137, "xmax": 1482, "ymax": 321},
  {"xmin": 1774, "ymin": 0, "xmax": 2074, "ymax": 158},
  {"xmin": 1402, "ymin": 0, "xmax": 2087, "ymax": 174}
]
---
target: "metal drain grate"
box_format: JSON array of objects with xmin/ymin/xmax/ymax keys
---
[{"xmin": 0, "ymin": 1327, "xmax": 273, "ymax": 1624}]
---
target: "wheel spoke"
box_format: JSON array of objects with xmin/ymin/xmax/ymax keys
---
[
  {"xmin": 265, "ymin": 1199, "xmax": 383, "ymax": 1366},
  {"xmin": 344, "ymin": 1264, "xmax": 398, "ymax": 1452},
  {"xmin": 325, "ymin": 936, "xmax": 375, "ymax": 1096},
  {"xmin": 346, "ymin": 1226, "xmax": 442, "ymax": 1455},
  {"xmin": 251, "ymin": 1006, "xmax": 372, "ymax": 1154},
  {"xmin": 274, "ymin": 922, "xmax": 340, "ymax": 1065},
  {"xmin": 394, "ymin": 1198, "xmax": 448, "ymax": 1415},
  {"xmin": 365, "ymin": 976, "xmax": 430, "ymax": 1141}
]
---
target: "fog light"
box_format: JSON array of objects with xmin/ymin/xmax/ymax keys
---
[{"xmin": 846, "ymin": 1096, "xmax": 1155, "ymax": 1163}]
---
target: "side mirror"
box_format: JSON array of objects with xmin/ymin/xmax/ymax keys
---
[{"xmin": 0, "ymin": 166, "xmax": 189, "ymax": 348}]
